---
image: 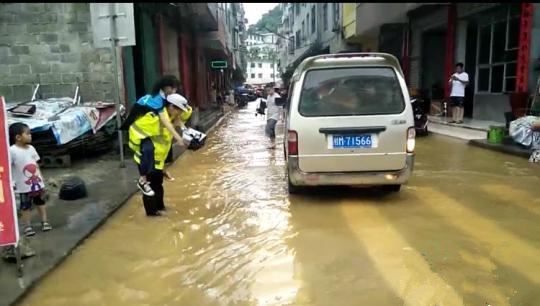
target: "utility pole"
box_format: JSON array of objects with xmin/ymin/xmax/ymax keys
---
[{"xmin": 108, "ymin": 3, "xmax": 125, "ymax": 168}]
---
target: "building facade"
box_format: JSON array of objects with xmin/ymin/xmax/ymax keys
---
[
  {"xmin": 245, "ymin": 32, "xmax": 280, "ymax": 85},
  {"xmin": 277, "ymin": 3, "xmax": 350, "ymax": 86},
  {"xmin": 0, "ymin": 3, "xmax": 247, "ymax": 109},
  {"xmin": 276, "ymin": 3, "xmax": 540, "ymax": 123}
]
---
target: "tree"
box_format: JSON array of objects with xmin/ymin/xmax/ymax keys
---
[
  {"xmin": 247, "ymin": 5, "xmax": 282, "ymax": 34},
  {"xmin": 248, "ymin": 47, "xmax": 261, "ymax": 61}
]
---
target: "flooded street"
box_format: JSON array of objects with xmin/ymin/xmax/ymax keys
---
[{"xmin": 19, "ymin": 103, "xmax": 540, "ymax": 306}]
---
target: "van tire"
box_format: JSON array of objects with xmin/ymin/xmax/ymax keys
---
[
  {"xmin": 288, "ymin": 176, "xmax": 301, "ymax": 194},
  {"xmin": 384, "ymin": 184, "xmax": 401, "ymax": 192}
]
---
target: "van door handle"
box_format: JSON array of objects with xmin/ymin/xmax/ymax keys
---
[{"xmin": 319, "ymin": 127, "xmax": 387, "ymax": 134}]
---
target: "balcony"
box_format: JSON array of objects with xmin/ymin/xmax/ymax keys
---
[
  {"xmin": 201, "ymin": 19, "xmax": 228, "ymax": 58},
  {"xmin": 190, "ymin": 3, "xmax": 218, "ymax": 31},
  {"xmin": 355, "ymin": 3, "xmax": 423, "ymax": 37}
]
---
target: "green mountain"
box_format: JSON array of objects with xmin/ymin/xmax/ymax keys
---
[{"xmin": 248, "ymin": 5, "xmax": 282, "ymax": 34}]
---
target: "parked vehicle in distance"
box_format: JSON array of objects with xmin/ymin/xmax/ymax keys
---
[{"xmin": 284, "ymin": 53, "xmax": 415, "ymax": 193}]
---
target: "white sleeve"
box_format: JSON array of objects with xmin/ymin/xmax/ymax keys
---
[
  {"xmin": 31, "ymin": 145, "xmax": 41, "ymax": 162},
  {"xmin": 9, "ymin": 147, "xmax": 15, "ymax": 166},
  {"xmin": 463, "ymin": 73, "xmax": 469, "ymax": 82}
]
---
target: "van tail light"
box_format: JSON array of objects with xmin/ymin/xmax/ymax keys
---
[
  {"xmin": 288, "ymin": 130, "xmax": 298, "ymax": 155},
  {"xmin": 406, "ymin": 127, "xmax": 416, "ymax": 153}
]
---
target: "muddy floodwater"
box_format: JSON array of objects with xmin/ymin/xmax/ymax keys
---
[{"xmin": 19, "ymin": 103, "xmax": 540, "ymax": 306}]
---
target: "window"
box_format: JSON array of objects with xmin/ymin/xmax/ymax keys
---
[
  {"xmin": 298, "ymin": 67, "xmax": 405, "ymax": 117},
  {"xmin": 301, "ymin": 21, "xmax": 305, "ymax": 41},
  {"xmin": 323, "ymin": 3, "xmax": 328, "ymax": 31},
  {"xmin": 333, "ymin": 3, "xmax": 339, "ymax": 28},
  {"xmin": 258, "ymin": 73, "xmax": 263, "ymax": 78},
  {"xmin": 476, "ymin": 5, "xmax": 520, "ymax": 93},
  {"xmin": 307, "ymin": 13, "xmax": 310, "ymax": 35},
  {"xmin": 311, "ymin": 6, "xmax": 316, "ymax": 33},
  {"xmin": 290, "ymin": 36, "xmax": 296, "ymax": 54},
  {"xmin": 251, "ymin": 73, "xmax": 255, "ymax": 79},
  {"xmin": 270, "ymin": 73, "xmax": 274, "ymax": 78},
  {"xmin": 295, "ymin": 31, "xmax": 301, "ymax": 48},
  {"xmin": 250, "ymin": 62, "xmax": 255, "ymax": 68},
  {"xmin": 258, "ymin": 63, "xmax": 262, "ymax": 68},
  {"xmin": 295, "ymin": 3, "xmax": 300, "ymax": 16}
]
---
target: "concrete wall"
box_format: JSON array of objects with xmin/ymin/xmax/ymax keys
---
[
  {"xmin": 161, "ymin": 21, "xmax": 180, "ymax": 79},
  {"xmin": 473, "ymin": 94, "xmax": 511, "ymax": 122},
  {"xmin": 0, "ymin": 3, "xmax": 122, "ymax": 103}
]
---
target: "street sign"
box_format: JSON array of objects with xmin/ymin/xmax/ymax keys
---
[
  {"xmin": 0, "ymin": 97, "xmax": 19, "ymax": 247},
  {"xmin": 211, "ymin": 61, "xmax": 228, "ymax": 69},
  {"xmin": 90, "ymin": 3, "xmax": 136, "ymax": 48}
]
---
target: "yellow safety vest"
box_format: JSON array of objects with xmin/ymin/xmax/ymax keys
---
[
  {"xmin": 128, "ymin": 109, "xmax": 174, "ymax": 170},
  {"xmin": 180, "ymin": 105, "xmax": 192, "ymax": 123}
]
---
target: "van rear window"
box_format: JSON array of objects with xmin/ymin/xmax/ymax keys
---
[{"xmin": 298, "ymin": 67, "xmax": 405, "ymax": 117}]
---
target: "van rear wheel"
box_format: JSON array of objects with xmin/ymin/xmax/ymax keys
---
[
  {"xmin": 287, "ymin": 175, "xmax": 301, "ymax": 194},
  {"xmin": 383, "ymin": 184, "xmax": 401, "ymax": 192}
]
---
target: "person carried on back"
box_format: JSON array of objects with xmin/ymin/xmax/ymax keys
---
[
  {"xmin": 128, "ymin": 93, "xmax": 191, "ymax": 216},
  {"xmin": 121, "ymin": 75, "xmax": 192, "ymax": 196}
]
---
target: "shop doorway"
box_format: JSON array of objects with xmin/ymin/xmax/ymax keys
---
[
  {"xmin": 421, "ymin": 27, "xmax": 446, "ymax": 101},
  {"xmin": 463, "ymin": 21, "xmax": 478, "ymax": 118}
]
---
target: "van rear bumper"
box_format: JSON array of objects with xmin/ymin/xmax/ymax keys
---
[{"xmin": 287, "ymin": 154, "xmax": 414, "ymax": 186}]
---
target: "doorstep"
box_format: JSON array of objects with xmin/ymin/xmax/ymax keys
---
[
  {"xmin": 428, "ymin": 115, "xmax": 504, "ymax": 132},
  {"xmin": 469, "ymin": 137, "xmax": 533, "ymax": 159},
  {"xmin": 427, "ymin": 115, "xmax": 506, "ymax": 141}
]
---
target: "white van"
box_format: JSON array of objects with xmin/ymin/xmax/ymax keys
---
[{"xmin": 284, "ymin": 53, "xmax": 415, "ymax": 193}]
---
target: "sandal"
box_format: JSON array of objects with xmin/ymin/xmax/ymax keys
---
[
  {"xmin": 42, "ymin": 222, "xmax": 52, "ymax": 232},
  {"xmin": 24, "ymin": 226, "xmax": 36, "ymax": 237}
]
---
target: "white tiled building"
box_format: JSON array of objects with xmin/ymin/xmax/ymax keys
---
[{"xmin": 245, "ymin": 32, "xmax": 282, "ymax": 85}]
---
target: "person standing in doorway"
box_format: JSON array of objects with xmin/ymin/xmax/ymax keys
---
[
  {"xmin": 264, "ymin": 83, "xmax": 281, "ymax": 149},
  {"xmin": 448, "ymin": 62, "xmax": 469, "ymax": 124}
]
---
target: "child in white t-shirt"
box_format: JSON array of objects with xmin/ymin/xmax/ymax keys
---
[{"xmin": 9, "ymin": 122, "xmax": 52, "ymax": 237}]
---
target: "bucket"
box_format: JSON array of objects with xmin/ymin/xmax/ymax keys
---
[{"xmin": 487, "ymin": 125, "xmax": 505, "ymax": 144}]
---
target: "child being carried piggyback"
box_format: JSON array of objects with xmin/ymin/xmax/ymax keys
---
[{"xmin": 9, "ymin": 122, "xmax": 52, "ymax": 237}]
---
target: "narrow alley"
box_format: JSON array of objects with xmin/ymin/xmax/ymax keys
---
[{"xmin": 17, "ymin": 102, "xmax": 540, "ymax": 306}]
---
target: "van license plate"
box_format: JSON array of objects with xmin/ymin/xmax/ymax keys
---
[{"xmin": 331, "ymin": 135, "xmax": 373, "ymax": 149}]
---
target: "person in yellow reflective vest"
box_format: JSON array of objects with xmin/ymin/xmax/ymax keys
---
[{"xmin": 129, "ymin": 93, "xmax": 191, "ymax": 216}]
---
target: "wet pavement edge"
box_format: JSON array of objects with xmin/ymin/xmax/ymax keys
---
[{"xmin": 0, "ymin": 110, "xmax": 227, "ymax": 306}]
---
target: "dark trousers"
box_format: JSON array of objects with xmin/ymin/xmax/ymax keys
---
[
  {"xmin": 138, "ymin": 165, "xmax": 165, "ymax": 215},
  {"xmin": 138, "ymin": 138, "xmax": 170, "ymax": 216}
]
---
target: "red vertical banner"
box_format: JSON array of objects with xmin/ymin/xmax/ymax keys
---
[
  {"xmin": 444, "ymin": 3, "xmax": 457, "ymax": 99},
  {"xmin": 516, "ymin": 3, "xmax": 533, "ymax": 92},
  {"xmin": 0, "ymin": 97, "xmax": 19, "ymax": 247}
]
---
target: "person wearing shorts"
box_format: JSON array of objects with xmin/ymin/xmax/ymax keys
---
[
  {"xmin": 448, "ymin": 62, "xmax": 469, "ymax": 124},
  {"xmin": 9, "ymin": 122, "xmax": 52, "ymax": 237},
  {"xmin": 264, "ymin": 83, "xmax": 281, "ymax": 149}
]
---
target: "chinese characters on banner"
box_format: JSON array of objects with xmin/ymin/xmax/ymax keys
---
[{"xmin": 0, "ymin": 96, "xmax": 19, "ymax": 246}]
